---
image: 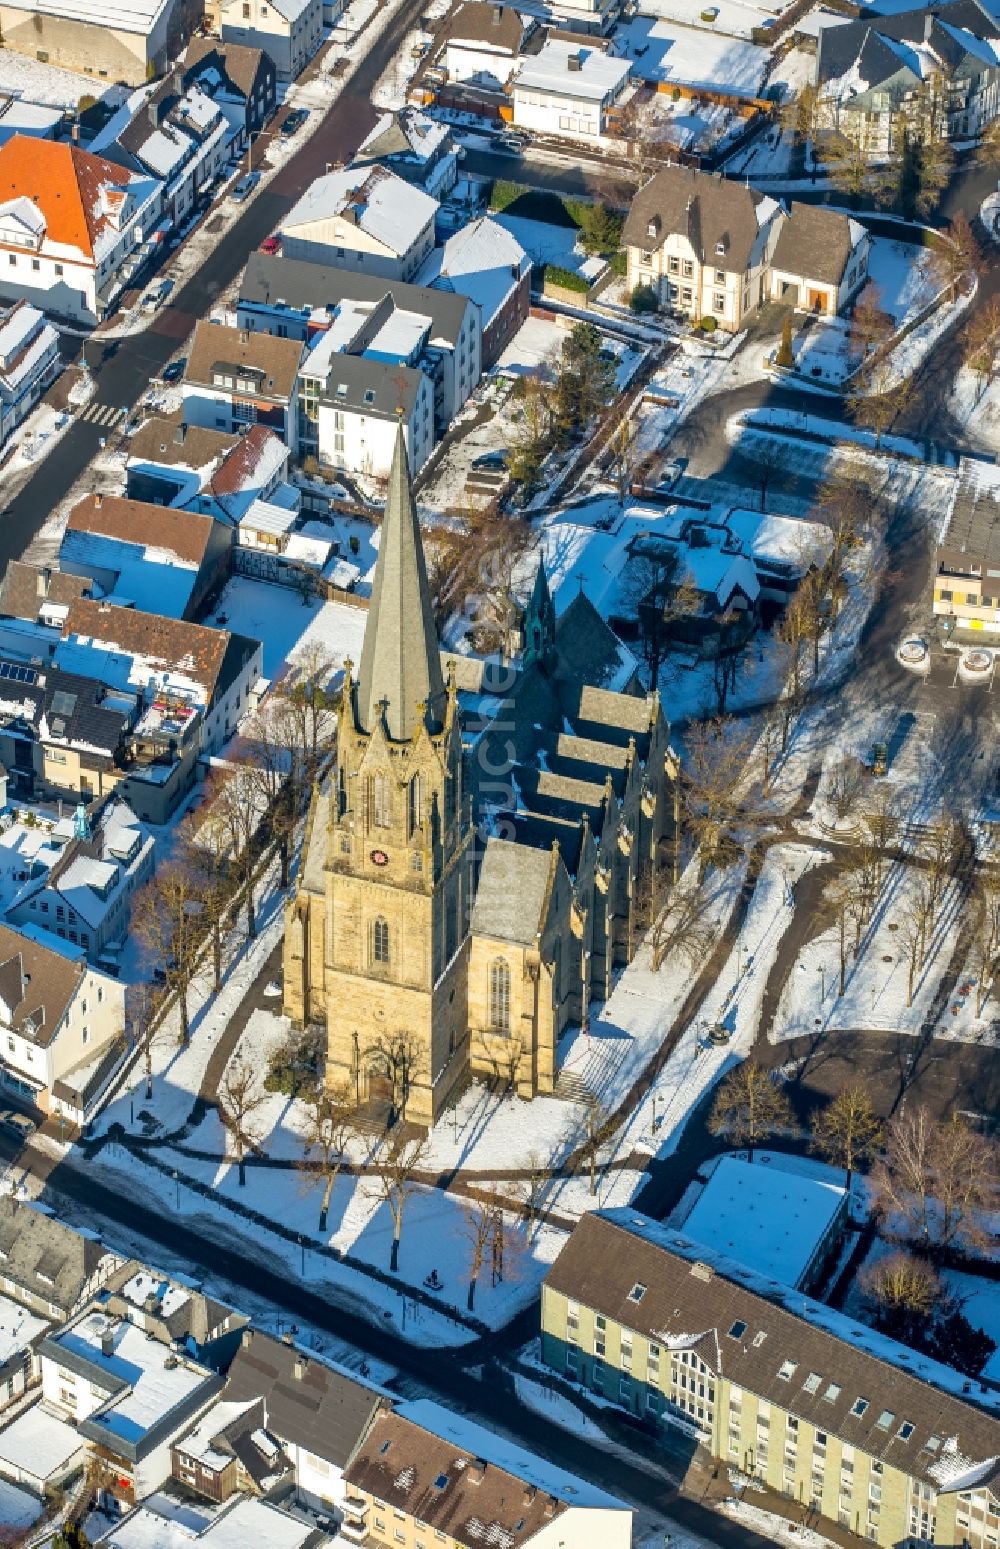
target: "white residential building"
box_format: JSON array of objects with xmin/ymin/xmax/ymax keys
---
[
  {"xmin": 442, "ymin": 1, "xmax": 528, "ymax": 90},
  {"xmin": 307, "ymin": 339, "xmax": 434, "ymax": 481},
  {"xmin": 93, "ymin": 77, "xmax": 230, "ymax": 229},
  {"xmin": 38, "ymin": 1307, "xmax": 222, "ymax": 1505},
  {"xmin": 182, "ymin": 320, "xmax": 304, "ymax": 456},
  {"xmin": 218, "ymin": 0, "xmax": 324, "ymax": 81},
  {"xmin": 280, "ymin": 165, "xmax": 438, "ymax": 282},
  {"xmin": 511, "ymin": 40, "xmax": 631, "ymax": 139},
  {"xmin": 0, "ymin": 135, "xmax": 162, "ymax": 325},
  {"xmin": 0, "ymin": 920, "xmax": 124, "ymax": 1118},
  {"xmin": 623, "ymin": 165, "xmax": 783, "ymax": 331},
  {"xmin": 0, "ymin": 302, "xmax": 61, "ymax": 445}
]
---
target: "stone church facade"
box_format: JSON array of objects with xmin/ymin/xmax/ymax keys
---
[{"xmin": 284, "ymin": 427, "xmax": 675, "ymax": 1125}]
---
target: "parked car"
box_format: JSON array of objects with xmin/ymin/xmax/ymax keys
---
[
  {"xmin": 260, "ymin": 234, "xmax": 282, "ymax": 256},
  {"xmin": 0, "ymin": 1110, "xmax": 35, "ymax": 1142},
  {"xmin": 162, "ymin": 356, "xmax": 187, "ymax": 384},
  {"xmin": 497, "ymin": 133, "xmax": 527, "ymax": 154},
  {"xmin": 141, "ymin": 278, "xmax": 174, "ymax": 312},
  {"xmin": 232, "ymin": 170, "xmax": 260, "ymax": 202},
  {"xmin": 472, "ymin": 450, "xmax": 508, "ymax": 471},
  {"xmin": 281, "ymin": 108, "xmax": 309, "ymax": 138}
]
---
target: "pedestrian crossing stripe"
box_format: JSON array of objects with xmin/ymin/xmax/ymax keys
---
[{"xmin": 80, "ymin": 403, "xmax": 127, "ymax": 427}]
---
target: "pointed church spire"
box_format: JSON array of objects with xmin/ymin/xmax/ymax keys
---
[
  {"xmin": 523, "ymin": 556, "xmax": 556, "ymax": 668},
  {"xmin": 356, "ymin": 423, "xmax": 444, "ymax": 741}
]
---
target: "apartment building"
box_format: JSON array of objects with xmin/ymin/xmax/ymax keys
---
[
  {"xmin": 541, "ymin": 1209, "xmax": 1000, "ymax": 1549},
  {"xmin": 280, "ymin": 166, "xmax": 439, "ymax": 283},
  {"xmin": 934, "ymin": 459, "xmax": 1000, "ymax": 635},
  {"xmin": 183, "ymin": 321, "xmax": 304, "ymax": 455},
  {"xmin": 93, "ymin": 75, "xmax": 229, "ymax": 230},
  {"xmin": 60, "ymin": 494, "xmax": 232, "ymax": 620},
  {"xmin": 218, "ymin": 0, "xmax": 324, "ymax": 81},
  {"xmin": 0, "ymin": 921, "xmax": 124, "ymax": 1116},
  {"xmin": 0, "ymin": 302, "xmax": 62, "ymax": 446},
  {"xmin": 623, "ymin": 166, "xmax": 783, "ymax": 331},
  {"xmin": 511, "ymin": 40, "xmax": 631, "ymax": 140},
  {"xmin": 342, "ymin": 1398, "xmax": 633, "ymax": 1548},
  {"xmin": 0, "ymin": 135, "xmax": 163, "ymax": 325},
  {"xmin": 0, "ymin": 0, "xmax": 192, "ymax": 86}
]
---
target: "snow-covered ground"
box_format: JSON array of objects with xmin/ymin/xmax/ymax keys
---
[
  {"xmin": 212, "ymin": 576, "xmax": 369, "ymax": 683},
  {"xmin": 770, "ymin": 861, "xmax": 998, "ymax": 1047},
  {"xmin": 949, "ymin": 368, "xmax": 1000, "ymax": 456},
  {"xmin": 0, "ymin": 48, "xmax": 128, "ymax": 109}
]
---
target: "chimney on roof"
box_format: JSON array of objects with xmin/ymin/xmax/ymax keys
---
[
  {"xmin": 492, "ymin": 3, "xmax": 503, "ymax": 19},
  {"xmin": 924, "ymin": 11, "xmax": 934, "ymax": 39},
  {"xmin": 101, "ymin": 1327, "xmax": 114, "ymax": 1359},
  {"xmin": 94, "ymin": 493, "xmax": 103, "ymax": 508},
  {"xmin": 71, "ymin": 122, "xmax": 79, "ymax": 144},
  {"xmin": 293, "ymin": 1355, "xmax": 307, "ymax": 1380},
  {"xmin": 174, "ymin": 422, "xmax": 187, "ymax": 445},
  {"xmin": 148, "ymin": 96, "xmax": 162, "ymax": 130},
  {"xmin": 468, "ymin": 1459, "xmax": 487, "ymax": 1483},
  {"xmin": 240, "ymin": 329, "xmax": 251, "ymax": 344},
  {"xmin": 522, "ymin": 1486, "xmax": 537, "ymax": 1507},
  {"xmin": 690, "ymin": 1261, "xmax": 713, "ymax": 1282},
  {"xmin": 241, "ymin": 1328, "xmax": 253, "ymax": 1349},
  {"xmin": 567, "ymin": 49, "xmax": 583, "ymax": 69},
  {"xmin": 542, "ymin": 1497, "xmax": 557, "ymax": 1519}
]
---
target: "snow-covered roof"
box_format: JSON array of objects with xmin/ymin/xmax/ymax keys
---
[
  {"xmin": 0, "ymin": 1402, "xmax": 83, "ymax": 1481},
  {"xmin": 513, "ymin": 39, "xmax": 631, "ymax": 100},
  {"xmin": 137, "ymin": 125, "xmax": 193, "ymax": 179},
  {"xmin": 284, "ymin": 533, "xmax": 332, "ymax": 569},
  {"xmin": 0, "ymin": 302, "xmax": 57, "ymax": 398},
  {"xmin": 238, "ymin": 498, "xmax": 298, "ymax": 537},
  {"xmin": 420, "ymin": 215, "xmax": 529, "ymax": 326},
  {"xmin": 0, "ymin": 1288, "xmax": 50, "ymax": 1363},
  {"xmin": 103, "ymin": 1497, "xmax": 314, "ymax": 1549},
  {"xmin": 724, "ymin": 507, "xmax": 832, "ymax": 577},
  {"xmin": 681, "ymin": 1156, "xmax": 847, "ymax": 1289},
  {"xmin": 46, "ymin": 1309, "xmax": 216, "ymax": 1443},
  {"xmin": 0, "ymin": 0, "xmax": 172, "ymax": 25},
  {"xmin": 397, "ymin": 1398, "xmax": 630, "ymax": 1512},
  {"xmin": 283, "ymin": 165, "xmax": 439, "ymax": 257}
]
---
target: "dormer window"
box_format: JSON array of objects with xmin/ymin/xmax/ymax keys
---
[{"xmin": 715, "ymin": 240, "xmax": 726, "ymax": 256}]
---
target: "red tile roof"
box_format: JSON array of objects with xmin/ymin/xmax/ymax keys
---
[{"xmin": 0, "ymin": 135, "xmax": 136, "ymax": 259}]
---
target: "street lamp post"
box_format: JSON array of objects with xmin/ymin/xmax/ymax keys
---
[
  {"xmin": 352, "ymin": 1031, "xmax": 360, "ymax": 1104},
  {"xmin": 172, "ymin": 1170, "xmax": 179, "ymax": 1209},
  {"xmin": 819, "ymin": 964, "xmax": 826, "ymax": 1002}
]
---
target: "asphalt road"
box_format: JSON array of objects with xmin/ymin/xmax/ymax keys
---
[
  {"xmin": 9, "ymin": 1132, "xmax": 776, "ymax": 1549},
  {"xmin": 0, "ymin": 1, "xmax": 424, "ymax": 574}
]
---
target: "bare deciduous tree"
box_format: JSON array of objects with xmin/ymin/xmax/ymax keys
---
[
  {"xmin": 369, "ymin": 1132, "xmax": 429, "ymax": 1273},
  {"xmin": 871, "ymin": 1107, "xmax": 998, "ymax": 1256},
  {"xmin": 928, "ymin": 212, "xmax": 983, "ymax": 305},
  {"xmin": 962, "ymin": 298, "xmax": 1000, "ymax": 404},
  {"xmin": 970, "ymin": 870, "xmax": 1000, "ymax": 1017},
  {"xmin": 681, "ymin": 718, "xmax": 758, "ymax": 873},
  {"xmin": 811, "ymin": 1084, "xmax": 881, "ymax": 1188},
  {"xmin": 463, "ymin": 1184, "xmax": 508, "ymax": 1311},
  {"xmin": 828, "ymin": 754, "xmax": 864, "ymax": 823},
  {"xmin": 364, "ymin": 1030, "xmax": 420, "ymax": 1127},
  {"xmin": 219, "ymin": 1054, "xmax": 266, "ymax": 1187},
  {"xmin": 642, "ymin": 875, "xmax": 719, "ymax": 973},
  {"xmin": 860, "ymin": 1248, "xmax": 941, "ymax": 1337},
  {"xmin": 300, "ymin": 1081, "xmax": 357, "ymax": 1232},
  {"xmin": 132, "ymin": 861, "xmax": 206, "ymax": 1044},
  {"xmin": 708, "ymin": 1062, "xmax": 794, "ymax": 1162}
]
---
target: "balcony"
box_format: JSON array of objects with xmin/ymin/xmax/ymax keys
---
[
  {"xmin": 343, "ymin": 1496, "xmax": 368, "ymax": 1515},
  {"xmin": 339, "ymin": 1519, "xmax": 369, "ymax": 1544}
]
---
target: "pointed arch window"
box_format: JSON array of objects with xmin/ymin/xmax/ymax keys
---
[
  {"xmin": 372, "ymin": 916, "xmax": 390, "ymax": 965},
  {"xmin": 408, "ymin": 773, "xmax": 423, "ymax": 837},
  {"xmin": 489, "ymin": 958, "xmax": 511, "ymax": 1035},
  {"xmin": 373, "ymin": 772, "xmax": 391, "ymax": 828}
]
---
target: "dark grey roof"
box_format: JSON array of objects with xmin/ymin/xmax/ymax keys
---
[
  {"xmin": 471, "ymin": 837, "xmax": 554, "ymax": 944},
  {"xmin": 183, "ymin": 36, "xmax": 275, "ymax": 101},
  {"xmin": 545, "ymin": 1210, "xmax": 1000, "ymax": 1494},
  {"xmin": 242, "ymin": 253, "xmax": 472, "ymax": 346},
  {"xmin": 771, "ymin": 203, "xmax": 862, "ymax": 288},
  {"xmin": 223, "ymin": 1331, "xmax": 384, "ymax": 1469},
  {"xmin": 315, "ymin": 354, "xmax": 425, "ymax": 418},
  {"xmin": 356, "ymin": 425, "xmax": 445, "ymax": 740},
  {"xmin": 623, "ymin": 167, "xmax": 773, "ymax": 271},
  {"xmin": 0, "ymin": 1195, "xmax": 113, "ymax": 1313},
  {"xmin": 43, "ymin": 667, "xmax": 131, "ymax": 759},
  {"xmin": 553, "ymin": 591, "xmax": 636, "ymax": 691},
  {"xmin": 817, "ymin": 0, "xmax": 1000, "ymax": 87},
  {"xmin": 939, "ymin": 460, "xmax": 1000, "ymax": 566}
]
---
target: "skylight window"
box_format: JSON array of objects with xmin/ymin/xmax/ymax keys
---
[
  {"xmin": 899, "ymin": 1423, "xmax": 915, "ymax": 1441},
  {"xmin": 823, "ymin": 1383, "xmax": 841, "ymax": 1403},
  {"xmin": 727, "ymin": 1321, "xmax": 747, "ymax": 1340},
  {"xmin": 802, "ymin": 1373, "xmax": 821, "ymax": 1394},
  {"xmin": 433, "ymin": 1474, "xmax": 449, "ymax": 1490},
  {"xmin": 777, "ymin": 1361, "xmax": 797, "ymax": 1381},
  {"xmin": 364, "ymin": 388, "xmax": 376, "ymax": 405},
  {"xmin": 752, "ymin": 1331, "xmax": 767, "ymax": 1348},
  {"xmin": 851, "ymin": 1398, "xmax": 869, "ymax": 1418},
  {"xmin": 628, "ymin": 1283, "xmax": 647, "ymax": 1303},
  {"xmin": 876, "ymin": 1411, "xmax": 894, "ymax": 1430}
]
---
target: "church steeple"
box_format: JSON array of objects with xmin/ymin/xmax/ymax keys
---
[
  {"xmin": 523, "ymin": 556, "xmax": 556, "ymax": 668},
  {"xmin": 356, "ymin": 423, "xmax": 444, "ymax": 741}
]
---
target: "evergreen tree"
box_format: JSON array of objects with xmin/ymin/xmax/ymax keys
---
[{"xmin": 776, "ymin": 314, "xmax": 794, "ymax": 369}]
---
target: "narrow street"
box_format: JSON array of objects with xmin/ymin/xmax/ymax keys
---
[{"xmin": 0, "ymin": 0, "xmax": 426, "ymax": 573}]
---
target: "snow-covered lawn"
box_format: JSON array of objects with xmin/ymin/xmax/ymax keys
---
[
  {"xmin": 617, "ymin": 16, "xmax": 770, "ymax": 96},
  {"xmin": 948, "ymin": 368, "xmax": 1000, "ymax": 457},
  {"xmin": 940, "ymin": 1269, "xmax": 1000, "ymax": 1382},
  {"xmin": 791, "ymin": 315, "xmax": 854, "ymax": 388},
  {"xmin": 866, "ymin": 237, "xmax": 938, "ymax": 325},
  {"xmin": 769, "ymin": 861, "xmax": 998, "ymax": 1047},
  {"xmin": 496, "ymin": 314, "xmax": 568, "ymax": 377},
  {"xmin": 212, "ymin": 576, "xmax": 368, "ymax": 683}
]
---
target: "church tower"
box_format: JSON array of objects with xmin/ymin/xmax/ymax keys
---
[{"xmin": 316, "ymin": 426, "xmax": 471, "ymax": 1125}]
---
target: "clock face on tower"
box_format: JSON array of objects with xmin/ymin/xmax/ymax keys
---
[{"xmin": 370, "ymin": 849, "xmax": 389, "ymax": 867}]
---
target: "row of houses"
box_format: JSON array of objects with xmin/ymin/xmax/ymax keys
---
[
  {"xmin": 0, "ymin": 36, "xmax": 275, "ymax": 325},
  {"xmin": 0, "ymin": 1197, "xmax": 634, "ymax": 1546}
]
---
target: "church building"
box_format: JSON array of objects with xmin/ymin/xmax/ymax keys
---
[{"xmin": 284, "ymin": 427, "xmax": 675, "ymax": 1126}]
